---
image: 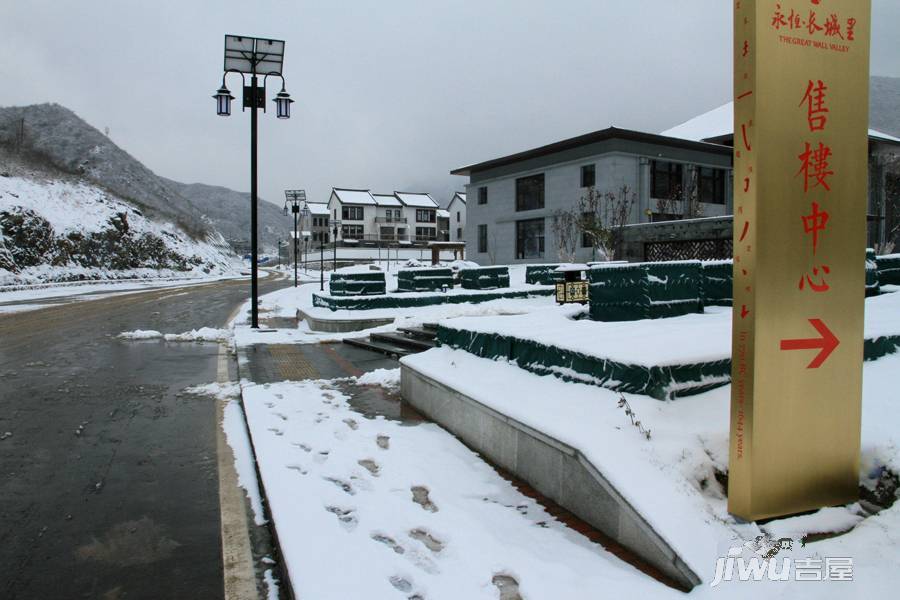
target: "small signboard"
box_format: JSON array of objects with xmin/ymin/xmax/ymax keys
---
[{"xmin": 729, "ymin": 0, "xmax": 870, "ymax": 520}]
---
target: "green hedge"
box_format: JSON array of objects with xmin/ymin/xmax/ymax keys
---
[
  {"xmin": 437, "ymin": 325, "xmax": 731, "ymax": 400},
  {"xmin": 646, "ymin": 261, "xmax": 702, "ymax": 318},
  {"xmin": 397, "ymin": 268, "xmax": 454, "ymax": 292},
  {"xmin": 588, "ymin": 263, "xmax": 649, "ymax": 321},
  {"xmin": 866, "ymin": 249, "xmax": 880, "ymax": 297},
  {"xmin": 700, "ymin": 261, "xmax": 733, "ymax": 307},
  {"xmin": 312, "ymin": 287, "xmax": 554, "ymax": 310},
  {"xmin": 436, "ymin": 326, "xmax": 900, "ymax": 401},
  {"xmin": 329, "ymin": 272, "xmax": 386, "ymax": 296},
  {"xmin": 877, "ymin": 254, "xmax": 900, "ymax": 286},
  {"xmin": 460, "ymin": 266, "xmax": 510, "ymax": 290},
  {"xmin": 525, "ymin": 264, "xmax": 564, "ymax": 285}
]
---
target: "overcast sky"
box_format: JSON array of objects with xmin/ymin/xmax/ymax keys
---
[{"xmin": 3, "ymin": 1, "xmax": 899, "ymax": 208}]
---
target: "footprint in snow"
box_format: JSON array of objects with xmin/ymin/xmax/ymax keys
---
[
  {"xmin": 492, "ymin": 574, "xmax": 523, "ymax": 600},
  {"xmin": 408, "ymin": 529, "xmax": 444, "ymax": 553},
  {"xmin": 371, "ymin": 533, "xmax": 405, "ymax": 554},
  {"xmin": 273, "ymin": 412, "xmax": 288, "ymax": 421},
  {"xmin": 377, "ymin": 435, "xmax": 390, "ymax": 450},
  {"xmin": 325, "ymin": 506, "xmax": 358, "ymax": 531},
  {"xmin": 411, "ymin": 486, "xmax": 438, "ymax": 513},
  {"xmin": 358, "ymin": 459, "xmax": 380, "ymax": 476},
  {"xmin": 292, "ymin": 442, "xmax": 312, "ymax": 453},
  {"xmin": 343, "ymin": 418, "xmax": 358, "ymax": 430},
  {"xmin": 285, "ymin": 464, "xmax": 307, "ymax": 475},
  {"xmin": 324, "ymin": 476, "xmax": 354, "ymax": 495},
  {"xmin": 274, "ymin": 393, "xmax": 283, "ymax": 399},
  {"xmin": 314, "ymin": 450, "xmax": 329, "ymax": 464},
  {"xmin": 267, "ymin": 427, "xmax": 284, "ymax": 436},
  {"xmin": 264, "ymin": 402, "xmax": 275, "ymax": 408},
  {"xmin": 389, "ymin": 575, "xmax": 413, "ymax": 594}
]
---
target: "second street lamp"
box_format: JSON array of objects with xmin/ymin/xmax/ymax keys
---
[
  {"xmin": 284, "ymin": 189, "xmax": 306, "ymax": 288},
  {"xmin": 214, "ymin": 34, "xmax": 292, "ymax": 328}
]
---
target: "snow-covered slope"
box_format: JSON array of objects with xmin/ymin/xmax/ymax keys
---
[{"xmin": 0, "ymin": 153, "xmax": 235, "ymax": 285}]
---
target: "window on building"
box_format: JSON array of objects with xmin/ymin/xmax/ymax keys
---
[
  {"xmin": 342, "ymin": 205, "xmax": 364, "ymax": 220},
  {"xmin": 478, "ymin": 224, "xmax": 488, "ymax": 253},
  {"xmin": 313, "ymin": 231, "xmax": 330, "ymax": 243},
  {"xmin": 456, "ymin": 211, "xmax": 461, "ymax": 222},
  {"xmin": 416, "ymin": 209, "xmax": 436, "ymax": 223},
  {"xmin": 581, "ymin": 164, "xmax": 595, "ymax": 188},
  {"xmin": 415, "ymin": 227, "xmax": 436, "ymax": 241},
  {"xmin": 478, "ymin": 187, "xmax": 488, "ymax": 205},
  {"xmin": 698, "ymin": 167, "xmax": 727, "ymax": 205},
  {"xmin": 516, "ymin": 218, "xmax": 545, "ymax": 259},
  {"xmin": 341, "ymin": 224, "xmax": 364, "ymax": 239},
  {"xmin": 651, "ymin": 160, "xmax": 683, "ymax": 199},
  {"xmin": 457, "ymin": 227, "xmax": 462, "ymax": 240},
  {"xmin": 516, "ymin": 174, "xmax": 545, "ymax": 211}
]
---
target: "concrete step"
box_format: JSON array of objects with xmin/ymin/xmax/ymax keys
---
[
  {"xmin": 343, "ymin": 337, "xmax": 412, "ymax": 358},
  {"xmin": 421, "ymin": 323, "xmax": 440, "ymax": 333},
  {"xmin": 370, "ymin": 332, "xmax": 436, "ymax": 352},
  {"xmin": 396, "ymin": 327, "xmax": 439, "ymax": 341}
]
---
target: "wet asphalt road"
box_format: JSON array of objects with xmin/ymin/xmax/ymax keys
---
[{"xmin": 0, "ymin": 274, "xmax": 290, "ymax": 600}]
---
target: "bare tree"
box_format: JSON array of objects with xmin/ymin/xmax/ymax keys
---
[
  {"xmin": 487, "ymin": 229, "xmax": 499, "ymax": 265},
  {"xmin": 550, "ymin": 208, "xmax": 579, "ymax": 262},
  {"xmin": 577, "ymin": 185, "xmax": 636, "ymax": 261},
  {"xmin": 880, "ymin": 153, "xmax": 900, "ymax": 254}
]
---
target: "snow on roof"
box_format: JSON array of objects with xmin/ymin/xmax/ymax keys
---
[
  {"xmin": 331, "ymin": 188, "xmax": 376, "ymax": 205},
  {"xmin": 395, "ymin": 192, "xmax": 438, "ymax": 208},
  {"xmin": 304, "ymin": 201, "xmax": 330, "ymax": 215},
  {"xmin": 662, "ymin": 101, "xmax": 900, "ymax": 144},
  {"xmin": 451, "ymin": 192, "xmax": 466, "ymax": 204},
  {"xmin": 372, "ymin": 193, "xmax": 402, "ymax": 207},
  {"xmin": 436, "ymin": 209, "xmax": 450, "ymax": 218}
]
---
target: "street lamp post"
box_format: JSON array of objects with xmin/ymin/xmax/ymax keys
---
[
  {"xmin": 332, "ymin": 221, "xmax": 341, "ymax": 273},
  {"xmin": 213, "ymin": 35, "xmax": 293, "ymax": 328},
  {"xmin": 319, "ymin": 237, "xmax": 325, "ymax": 292},
  {"xmin": 284, "ymin": 190, "xmax": 306, "ymax": 288}
]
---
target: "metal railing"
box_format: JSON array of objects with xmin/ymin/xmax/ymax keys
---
[{"xmin": 375, "ymin": 216, "xmax": 408, "ymax": 224}]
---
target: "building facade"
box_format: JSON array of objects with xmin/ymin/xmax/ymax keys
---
[
  {"xmin": 325, "ymin": 188, "xmax": 441, "ymax": 244},
  {"xmin": 452, "ymin": 128, "xmax": 734, "ymax": 265},
  {"xmin": 447, "ymin": 192, "xmax": 467, "ymax": 242}
]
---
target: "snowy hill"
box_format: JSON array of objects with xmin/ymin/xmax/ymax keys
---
[
  {"xmin": 0, "ymin": 104, "xmax": 210, "ymax": 238},
  {"xmin": 0, "ymin": 119, "xmax": 236, "ymax": 285},
  {"xmin": 163, "ymin": 179, "xmax": 290, "ymax": 252}
]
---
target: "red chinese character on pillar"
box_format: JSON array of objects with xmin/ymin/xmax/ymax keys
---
[
  {"xmin": 799, "ymin": 80, "xmax": 829, "ymax": 131},
  {"xmin": 808, "ymin": 11, "xmax": 823, "ymax": 34},
  {"xmin": 801, "ymin": 201, "xmax": 830, "ymax": 254},
  {"xmin": 797, "ymin": 142, "xmax": 834, "ymax": 192},
  {"xmin": 824, "ymin": 14, "xmax": 844, "ymax": 38},
  {"xmin": 771, "ymin": 4, "xmax": 787, "ymax": 28},
  {"xmin": 799, "ymin": 265, "xmax": 831, "ymax": 292},
  {"xmin": 847, "ymin": 18, "xmax": 856, "ymax": 41}
]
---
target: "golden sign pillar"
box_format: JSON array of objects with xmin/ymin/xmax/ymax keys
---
[{"xmin": 729, "ymin": 0, "xmax": 871, "ymax": 521}]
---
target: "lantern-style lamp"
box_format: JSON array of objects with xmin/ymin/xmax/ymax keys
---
[
  {"xmin": 213, "ymin": 85, "xmax": 234, "ymax": 117},
  {"xmin": 274, "ymin": 87, "xmax": 294, "ymax": 119}
]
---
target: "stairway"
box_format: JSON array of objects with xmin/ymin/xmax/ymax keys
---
[{"xmin": 343, "ymin": 324, "xmax": 439, "ymax": 358}]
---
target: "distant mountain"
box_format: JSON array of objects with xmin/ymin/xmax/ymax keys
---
[
  {"xmin": 162, "ymin": 179, "xmax": 290, "ymax": 253},
  {"xmin": 871, "ymin": 76, "xmax": 900, "ymax": 138}
]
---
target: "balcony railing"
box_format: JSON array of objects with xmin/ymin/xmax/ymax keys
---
[{"xmin": 375, "ymin": 216, "xmax": 408, "ymax": 224}]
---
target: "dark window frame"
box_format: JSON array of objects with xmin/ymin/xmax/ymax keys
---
[
  {"xmin": 515, "ymin": 218, "xmax": 545, "ymax": 259},
  {"xmin": 698, "ymin": 167, "xmax": 727, "ymax": 205},
  {"xmin": 341, "ymin": 224, "xmax": 364, "ymax": 238},
  {"xmin": 581, "ymin": 164, "xmax": 596, "ymax": 188},
  {"xmin": 416, "ymin": 209, "xmax": 436, "ymax": 223},
  {"xmin": 477, "ymin": 224, "xmax": 488, "ymax": 253},
  {"xmin": 477, "ymin": 187, "xmax": 488, "ymax": 205},
  {"xmin": 516, "ymin": 174, "xmax": 545, "ymax": 212},
  {"xmin": 342, "ymin": 205, "xmax": 365, "ymax": 221},
  {"xmin": 651, "ymin": 160, "xmax": 684, "ymax": 199}
]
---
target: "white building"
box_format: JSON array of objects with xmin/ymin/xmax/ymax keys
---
[
  {"xmin": 447, "ymin": 192, "xmax": 467, "ymax": 242},
  {"xmin": 325, "ymin": 188, "xmax": 441, "ymax": 244}
]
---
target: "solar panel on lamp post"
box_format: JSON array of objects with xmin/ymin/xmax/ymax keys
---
[{"xmin": 213, "ymin": 35, "xmax": 293, "ymax": 328}]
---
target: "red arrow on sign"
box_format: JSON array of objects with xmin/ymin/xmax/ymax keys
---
[{"xmin": 779, "ymin": 318, "xmax": 840, "ymax": 369}]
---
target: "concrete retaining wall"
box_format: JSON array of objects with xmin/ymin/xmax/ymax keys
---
[
  {"xmin": 297, "ymin": 309, "xmax": 393, "ymax": 333},
  {"xmin": 401, "ymin": 363, "xmax": 701, "ymax": 590}
]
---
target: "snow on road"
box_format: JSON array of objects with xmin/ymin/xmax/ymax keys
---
[{"xmin": 239, "ymin": 378, "xmax": 677, "ymax": 600}]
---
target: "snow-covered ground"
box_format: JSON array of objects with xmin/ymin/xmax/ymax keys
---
[
  {"xmin": 238, "ymin": 377, "xmax": 679, "ymax": 599},
  {"xmin": 401, "ymin": 348, "xmax": 900, "ymax": 598}
]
